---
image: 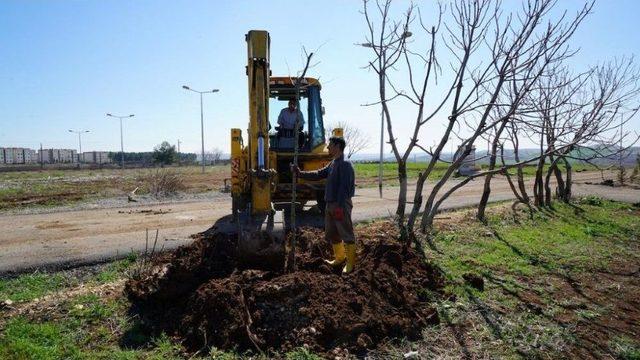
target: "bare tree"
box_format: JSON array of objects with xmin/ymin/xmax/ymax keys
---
[
  {"xmin": 478, "ymin": 64, "xmax": 590, "ymax": 217},
  {"xmin": 363, "ymin": 0, "xmax": 594, "ymax": 239},
  {"xmin": 204, "ymin": 147, "xmax": 224, "ymax": 165},
  {"xmin": 326, "ymin": 121, "xmax": 371, "ymax": 159},
  {"xmin": 362, "ymin": 0, "xmax": 442, "ymax": 232},
  {"xmin": 527, "ymin": 58, "xmax": 640, "ymax": 206}
]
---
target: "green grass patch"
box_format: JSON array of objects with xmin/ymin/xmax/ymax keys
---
[
  {"xmin": 0, "ymin": 256, "xmax": 137, "ymax": 303},
  {"xmin": 419, "ymin": 200, "xmax": 640, "ymax": 357},
  {"xmin": 0, "ymin": 272, "xmax": 70, "ymax": 303},
  {"xmin": 285, "ymin": 347, "xmax": 323, "ymax": 360},
  {"xmin": 352, "ymin": 161, "xmax": 597, "ymax": 187},
  {"xmin": 428, "ymin": 200, "xmax": 640, "ymax": 287},
  {"xmin": 0, "ymin": 298, "xmax": 182, "ymax": 360},
  {"xmin": 612, "ymin": 337, "xmax": 640, "ymax": 360},
  {"xmin": 353, "ymin": 161, "xmax": 450, "ymax": 181},
  {"xmin": 91, "ymin": 254, "xmax": 137, "ymax": 284},
  {"xmin": 68, "ymin": 294, "xmax": 120, "ymax": 323},
  {"xmin": 0, "ymin": 317, "xmax": 82, "ymax": 360}
]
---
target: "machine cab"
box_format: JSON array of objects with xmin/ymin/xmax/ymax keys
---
[{"xmin": 268, "ymin": 77, "xmax": 326, "ymax": 153}]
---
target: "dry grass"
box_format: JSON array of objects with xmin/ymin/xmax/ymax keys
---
[{"xmin": 0, "ymin": 165, "xmax": 229, "ymax": 211}]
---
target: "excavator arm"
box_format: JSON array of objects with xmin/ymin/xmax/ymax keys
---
[
  {"xmin": 246, "ymin": 30, "xmax": 273, "ymax": 215},
  {"xmin": 228, "ymin": 30, "xmax": 285, "ymax": 267}
]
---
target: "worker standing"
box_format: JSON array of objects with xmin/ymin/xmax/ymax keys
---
[{"xmin": 291, "ymin": 136, "xmax": 357, "ymax": 273}]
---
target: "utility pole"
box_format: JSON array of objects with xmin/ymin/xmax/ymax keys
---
[
  {"xmin": 620, "ymin": 114, "xmax": 624, "ymax": 167},
  {"xmin": 182, "ymin": 85, "xmax": 219, "ymax": 173},
  {"xmin": 106, "ymin": 113, "xmax": 134, "ymax": 169},
  {"xmin": 40, "ymin": 143, "xmax": 43, "ymax": 169},
  {"xmin": 177, "ymin": 139, "xmax": 181, "ymax": 166}
]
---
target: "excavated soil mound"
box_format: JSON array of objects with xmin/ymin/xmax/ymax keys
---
[{"xmin": 125, "ymin": 223, "xmax": 445, "ymax": 356}]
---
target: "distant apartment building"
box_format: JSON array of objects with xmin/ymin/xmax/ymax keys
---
[
  {"xmin": 81, "ymin": 151, "xmax": 112, "ymax": 164},
  {"xmin": 59, "ymin": 149, "xmax": 76, "ymax": 163},
  {"xmin": 24, "ymin": 149, "xmax": 37, "ymax": 163},
  {"xmin": 0, "ymin": 147, "xmax": 40, "ymax": 164},
  {"xmin": 37, "ymin": 148, "xmax": 77, "ymax": 163},
  {"xmin": 38, "ymin": 149, "xmax": 56, "ymax": 163},
  {"xmin": 13, "ymin": 148, "xmax": 24, "ymax": 163},
  {"xmin": 2, "ymin": 148, "xmax": 22, "ymax": 164},
  {"xmin": 3, "ymin": 148, "xmax": 15, "ymax": 164},
  {"xmin": 0, "ymin": 147, "xmax": 114, "ymax": 165}
]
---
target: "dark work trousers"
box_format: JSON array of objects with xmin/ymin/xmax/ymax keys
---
[{"xmin": 324, "ymin": 200, "xmax": 355, "ymax": 244}]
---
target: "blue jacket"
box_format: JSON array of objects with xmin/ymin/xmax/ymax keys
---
[{"xmin": 300, "ymin": 155, "xmax": 355, "ymax": 208}]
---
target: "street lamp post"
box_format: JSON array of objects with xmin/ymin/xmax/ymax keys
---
[
  {"xmin": 106, "ymin": 113, "xmax": 135, "ymax": 169},
  {"xmin": 182, "ymin": 85, "xmax": 219, "ymax": 174},
  {"xmin": 68, "ymin": 129, "xmax": 89, "ymax": 163}
]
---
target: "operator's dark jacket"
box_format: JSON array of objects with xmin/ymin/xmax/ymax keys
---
[{"xmin": 299, "ymin": 155, "xmax": 355, "ymax": 208}]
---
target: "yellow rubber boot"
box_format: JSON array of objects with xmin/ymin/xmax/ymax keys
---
[
  {"xmin": 342, "ymin": 243, "xmax": 356, "ymax": 274},
  {"xmin": 325, "ymin": 243, "xmax": 346, "ymax": 267}
]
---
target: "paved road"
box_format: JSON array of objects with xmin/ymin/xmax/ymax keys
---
[{"xmin": 1, "ymin": 171, "xmax": 638, "ymax": 274}]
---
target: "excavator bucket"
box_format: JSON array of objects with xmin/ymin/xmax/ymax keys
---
[
  {"xmin": 216, "ymin": 209, "xmax": 286, "ymax": 270},
  {"xmin": 237, "ymin": 210, "xmax": 286, "ymax": 268}
]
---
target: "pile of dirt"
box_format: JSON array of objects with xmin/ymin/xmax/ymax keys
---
[{"xmin": 125, "ymin": 223, "xmax": 445, "ymax": 356}]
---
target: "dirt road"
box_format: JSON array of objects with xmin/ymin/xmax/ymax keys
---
[{"xmin": 1, "ymin": 171, "xmax": 637, "ymax": 274}]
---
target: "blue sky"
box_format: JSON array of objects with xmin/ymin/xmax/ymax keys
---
[{"xmin": 0, "ymin": 0, "xmax": 638, "ymax": 154}]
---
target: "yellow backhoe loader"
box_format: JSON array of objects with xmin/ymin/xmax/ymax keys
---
[{"xmin": 224, "ymin": 30, "xmax": 340, "ymax": 264}]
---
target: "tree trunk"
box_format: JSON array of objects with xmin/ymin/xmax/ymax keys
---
[
  {"xmin": 516, "ymin": 164, "xmax": 530, "ymax": 204},
  {"xmin": 423, "ymin": 176, "xmax": 474, "ymax": 232},
  {"xmin": 533, "ymin": 155, "xmax": 546, "ymax": 207},
  {"xmin": 419, "ymin": 150, "xmax": 470, "ymax": 232},
  {"xmin": 563, "ymin": 158, "xmax": 572, "ymax": 202},
  {"xmin": 544, "ymin": 164, "xmax": 554, "ymax": 206},
  {"xmin": 478, "ymin": 122, "xmax": 508, "ymax": 222},
  {"xmin": 477, "ymin": 173, "xmax": 493, "ymax": 222},
  {"xmin": 396, "ymin": 161, "xmax": 408, "ymax": 221},
  {"xmin": 406, "ymin": 172, "xmax": 427, "ymax": 236},
  {"xmin": 511, "ymin": 142, "xmax": 530, "ymax": 204},
  {"xmin": 553, "ymin": 164, "xmax": 565, "ymax": 200}
]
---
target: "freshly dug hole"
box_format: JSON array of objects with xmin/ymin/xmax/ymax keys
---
[{"xmin": 125, "ymin": 222, "xmax": 445, "ymax": 355}]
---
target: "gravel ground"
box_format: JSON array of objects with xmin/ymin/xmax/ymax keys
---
[{"xmin": 0, "ymin": 191, "xmax": 228, "ymax": 216}]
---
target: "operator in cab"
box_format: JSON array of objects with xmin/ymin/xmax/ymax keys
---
[
  {"xmin": 278, "ymin": 99, "xmax": 305, "ymax": 131},
  {"xmin": 291, "ymin": 137, "xmax": 357, "ymax": 273}
]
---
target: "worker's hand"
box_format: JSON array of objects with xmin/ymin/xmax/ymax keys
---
[
  {"xmin": 290, "ymin": 163, "xmax": 300, "ymax": 175},
  {"xmin": 333, "ymin": 207, "xmax": 344, "ymax": 221}
]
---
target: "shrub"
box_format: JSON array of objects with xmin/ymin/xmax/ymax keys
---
[
  {"xmin": 144, "ymin": 169, "xmax": 185, "ymax": 197},
  {"xmin": 580, "ymin": 195, "xmax": 603, "ymax": 206}
]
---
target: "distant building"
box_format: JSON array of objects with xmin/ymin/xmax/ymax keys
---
[
  {"xmin": 81, "ymin": 151, "xmax": 112, "ymax": 164},
  {"xmin": 37, "ymin": 148, "xmax": 77, "ymax": 163},
  {"xmin": 59, "ymin": 149, "xmax": 76, "ymax": 163},
  {"xmin": 96, "ymin": 151, "xmax": 111, "ymax": 164},
  {"xmin": 39, "ymin": 149, "xmax": 56, "ymax": 163},
  {"xmin": 24, "ymin": 149, "xmax": 37, "ymax": 164},
  {"xmin": 0, "ymin": 147, "xmax": 40, "ymax": 164},
  {"xmin": 0, "ymin": 147, "xmax": 114, "ymax": 165},
  {"xmin": 4, "ymin": 148, "xmax": 19, "ymax": 164}
]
